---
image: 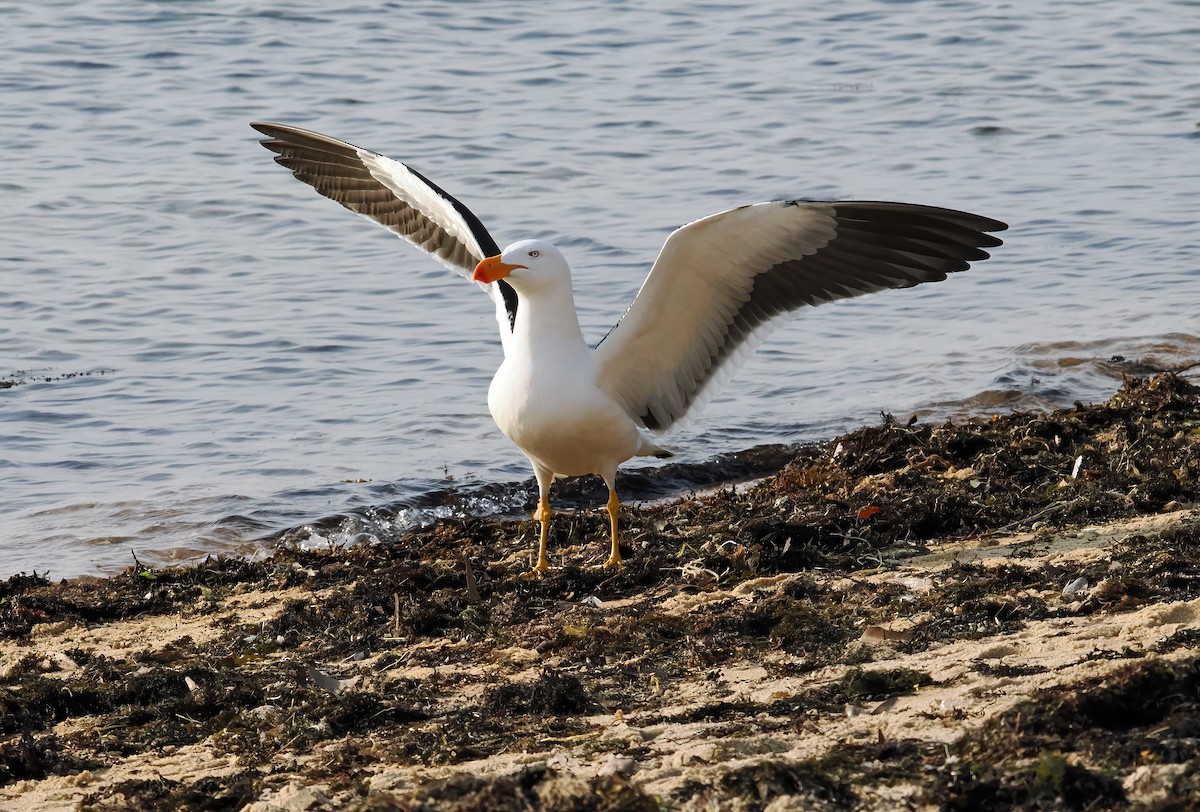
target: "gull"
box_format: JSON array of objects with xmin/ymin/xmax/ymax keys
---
[{"xmin": 251, "ymin": 122, "xmax": 1006, "ymax": 576}]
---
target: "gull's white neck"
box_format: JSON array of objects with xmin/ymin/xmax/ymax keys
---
[{"xmin": 509, "ymin": 277, "xmax": 588, "ymax": 360}]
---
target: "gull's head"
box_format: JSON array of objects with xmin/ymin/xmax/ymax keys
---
[{"xmin": 473, "ymin": 240, "xmax": 568, "ymax": 292}]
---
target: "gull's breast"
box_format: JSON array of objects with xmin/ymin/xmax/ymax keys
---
[{"xmin": 487, "ymin": 356, "xmax": 642, "ymax": 477}]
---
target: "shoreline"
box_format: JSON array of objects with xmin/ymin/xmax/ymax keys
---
[{"xmin": 2, "ymin": 373, "xmax": 1198, "ymax": 810}]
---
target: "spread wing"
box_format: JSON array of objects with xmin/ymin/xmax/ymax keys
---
[
  {"xmin": 250, "ymin": 122, "xmax": 517, "ymax": 345},
  {"xmin": 593, "ymin": 200, "xmax": 1007, "ymax": 432}
]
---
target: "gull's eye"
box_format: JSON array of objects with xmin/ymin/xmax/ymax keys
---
[{"xmin": 529, "ymin": 250, "xmax": 540, "ymax": 258}]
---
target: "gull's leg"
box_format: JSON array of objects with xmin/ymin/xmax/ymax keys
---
[
  {"xmin": 526, "ymin": 465, "xmax": 554, "ymax": 578},
  {"xmin": 601, "ymin": 473, "xmax": 622, "ymax": 570}
]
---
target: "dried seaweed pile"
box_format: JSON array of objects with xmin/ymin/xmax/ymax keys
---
[
  {"xmin": 648, "ymin": 371, "xmax": 1199, "ymax": 578},
  {"xmin": 1, "ymin": 373, "xmax": 1197, "ymax": 810}
]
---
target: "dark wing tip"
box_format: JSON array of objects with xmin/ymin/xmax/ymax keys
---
[
  {"xmin": 251, "ymin": 121, "xmax": 313, "ymax": 139},
  {"xmin": 250, "ymin": 121, "xmax": 298, "ymax": 142},
  {"xmin": 828, "ymin": 200, "xmax": 1007, "ymax": 231}
]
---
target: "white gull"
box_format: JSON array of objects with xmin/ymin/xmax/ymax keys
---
[{"xmin": 252, "ymin": 122, "xmax": 1006, "ymax": 576}]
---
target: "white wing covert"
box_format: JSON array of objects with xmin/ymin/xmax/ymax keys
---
[{"xmin": 593, "ymin": 200, "xmax": 1007, "ymax": 432}]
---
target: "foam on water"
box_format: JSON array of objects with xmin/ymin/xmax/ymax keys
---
[{"xmin": 2, "ymin": 0, "xmax": 1197, "ymax": 577}]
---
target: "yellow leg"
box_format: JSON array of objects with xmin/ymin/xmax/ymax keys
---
[
  {"xmin": 602, "ymin": 489, "xmax": 622, "ymax": 570},
  {"xmin": 525, "ymin": 495, "xmax": 551, "ymax": 579}
]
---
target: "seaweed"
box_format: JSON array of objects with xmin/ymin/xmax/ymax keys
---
[{"xmin": 1, "ymin": 373, "xmax": 1198, "ymax": 809}]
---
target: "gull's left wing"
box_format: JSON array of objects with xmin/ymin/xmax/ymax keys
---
[{"xmin": 593, "ymin": 200, "xmax": 1007, "ymax": 432}]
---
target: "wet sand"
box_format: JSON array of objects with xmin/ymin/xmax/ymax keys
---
[{"xmin": 2, "ymin": 373, "xmax": 1198, "ymax": 810}]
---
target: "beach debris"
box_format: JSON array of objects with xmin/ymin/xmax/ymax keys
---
[
  {"xmin": 870, "ymin": 696, "xmax": 899, "ymax": 715},
  {"xmin": 680, "ymin": 560, "xmax": 721, "ymax": 586},
  {"xmin": 1062, "ymin": 576, "xmax": 1089, "ymax": 596},
  {"xmin": 464, "ymin": 557, "xmax": 481, "ymax": 603},
  {"xmin": 937, "ymin": 697, "xmax": 963, "ymax": 715},
  {"xmin": 242, "ymin": 781, "xmax": 331, "ymax": 812},
  {"xmin": 886, "ymin": 575, "xmax": 934, "ymax": 593},
  {"xmin": 598, "ymin": 754, "xmax": 638, "ymax": 778},
  {"xmin": 859, "ymin": 625, "xmax": 913, "ymax": 644},
  {"xmin": 1124, "ymin": 763, "xmax": 1191, "ymax": 807},
  {"xmin": 305, "ymin": 664, "xmax": 359, "ymax": 694}
]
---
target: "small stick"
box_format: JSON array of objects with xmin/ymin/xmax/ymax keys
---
[
  {"xmin": 464, "ymin": 557, "xmax": 481, "ymax": 604},
  {"xmin": 392, "ymin": 592, "xmax": 400, "ymax": 636}
]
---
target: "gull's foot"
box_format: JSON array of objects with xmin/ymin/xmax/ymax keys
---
[
  {"xmin": 521, "ymin": 557, "xmax": 550, "ymax": 580},
  {"xmin": 602, "ymin": 554, "xmax": 623, "ymax": 571}
]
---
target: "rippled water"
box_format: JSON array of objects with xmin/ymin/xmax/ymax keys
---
[{"xmin": 2, "ymin": 0, "xmax": 1197, "ymax": 577}]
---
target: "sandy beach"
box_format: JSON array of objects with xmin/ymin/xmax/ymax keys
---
[{"xmin": 2, "ymin": 373, "xmax": 1197, "ymax": 811}]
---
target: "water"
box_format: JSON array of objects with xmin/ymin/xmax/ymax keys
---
[{"xmin": 2, "ymin": 0, "xmax": 1197, "ymax": 578}]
